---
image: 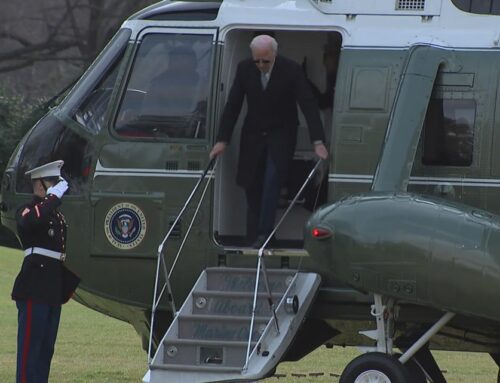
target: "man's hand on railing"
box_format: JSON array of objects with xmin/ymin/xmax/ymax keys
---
[
  {"xmin": 209, "ymin": 142, "xmax": 227, "ymax": 159},
  {"xmin": 314, "ymin": 142, "xmax": 328, "ymax": 160}
]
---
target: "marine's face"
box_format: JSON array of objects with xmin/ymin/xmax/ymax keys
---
[
  {"xmin": 32, "ymin": 179, "xmax": 46, "ymax": 198},
  {"xmin": 32, "ymin": 179, "xmax": 56, "ymax": 198},
  {"xmin": 251, "ymin": 46, "xmax": 275, "ymax": 74}
]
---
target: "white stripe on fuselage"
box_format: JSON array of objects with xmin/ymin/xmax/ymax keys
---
[
  {"xmin": 94, "ymin": 162, "xmax": 500, "ymax": 188},
  {"xmin": 94, "ymin": 160, "xmax": 213, "ymax": 179},
  {"xmin": 329, "ymin": 174, "xmax": 500, "ymax": 187}
]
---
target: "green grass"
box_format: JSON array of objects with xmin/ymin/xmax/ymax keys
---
[
  {"xmin": 0, "ymin": 246, "xmax": 145, "ymax": 383},
  {"xmin": 1, "ymin": 246, "xmax": 498, "ymax": 382}
]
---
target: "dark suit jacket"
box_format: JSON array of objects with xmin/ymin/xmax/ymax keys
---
[{"xmin": 217, "ymin": 55, "xmax": 325, "ymax": 188}]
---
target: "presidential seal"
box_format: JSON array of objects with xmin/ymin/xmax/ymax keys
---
[{"xmin": 104, "ymin": 202, "xmax": 147, "ymax": 249}]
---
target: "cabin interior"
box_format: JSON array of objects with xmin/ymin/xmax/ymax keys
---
[{"xmin": 213, "ymin": 29, "xmax": 342, "ymax": 248}]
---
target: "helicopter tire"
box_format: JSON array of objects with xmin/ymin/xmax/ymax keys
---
[{"xmin": 339, "ymin": 352, "xmax": 412, "ymax": 383}]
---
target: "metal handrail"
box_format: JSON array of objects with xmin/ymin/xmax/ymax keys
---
[
  {"xmin": 148, "ymin": 158, "xmax": 216, "ymax": 363},
  {"xmin": 243, "ymin": 159, "xmax": 324, "ymax": 370}
]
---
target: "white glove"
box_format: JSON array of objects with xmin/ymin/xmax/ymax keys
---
[{"xmin": 47, "ymin": 179, "xmax": 69, "ymax": 199}]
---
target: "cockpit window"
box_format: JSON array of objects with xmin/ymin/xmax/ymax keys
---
[
  {"xmin": 16, "ymin": 113, "xmax": 93, "ymax": 194},
  {"xmin": 114, "ymin": 33, "xmax": 214, "ymax": 140},
  {"xmin": 71, "ymin": 54, "xmax": 125, "ymax": 133},
  {"xmin": 422, "ymin": 98, "xmax": 475, "ymax": 167},
  {"xmin": 59, "ymin": 28, "xmax": 131, "ymax": 134}
]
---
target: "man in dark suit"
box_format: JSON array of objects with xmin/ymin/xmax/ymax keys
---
[
  {"xmin": 210, "ymin": 34, "xmax": 328, "ymax": 247},
  {"xmin": 12, "ymin": 160, "xmax": 80, "ymax": 383}
]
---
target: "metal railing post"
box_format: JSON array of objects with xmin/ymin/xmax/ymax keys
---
[
  {"xmin": 147, "ymin": 158, "xmax": 216, "ymax": 364},
  {"xmin": 244, "ymin": 159, "xmax": 324, "ymax": 369}
]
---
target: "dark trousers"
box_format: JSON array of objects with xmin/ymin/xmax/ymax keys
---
[
  {"xmin": 16, "ymin": 299, "xmax": 61, "ymax": 383},
  {"xmin": 245, "ymin": 151, "xmax": 281, "ymax": 241}
]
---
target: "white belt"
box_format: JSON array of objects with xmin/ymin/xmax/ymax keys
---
[{"xmin": 24, "ymin": 247, "xmax": 66, "ymax": 261}]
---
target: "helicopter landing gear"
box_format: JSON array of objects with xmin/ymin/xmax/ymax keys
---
[
  {"xmin": 346, "ymin": 294, "xmax": 455, "ymax": 383},
  {"xmin": 339, "ymin": 352, "xmax": 411, "ymax": 383},
  {"xmin": 392, "ymin": 352, "xmax": 427, "ymax": 383}
]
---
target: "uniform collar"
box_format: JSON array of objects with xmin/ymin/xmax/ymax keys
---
[{"xmin": 33, "ymin": 195, "xmax": 44, "ymax": 203}]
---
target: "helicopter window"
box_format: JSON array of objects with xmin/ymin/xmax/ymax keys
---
[
  {"xmin": 452, "ymin": 0, "xmax": 500, "ymax": 14},
  {"xmin": 422, "ymin": 99, "xmax": 475, "ymax": 167},
  {"xmin": 114, "ymin": 33, "xmax": 213, "ymax": 140},
  {"xmin": 15, "ymin": 113, "xmax": 93, "ymax": 194},
  {"xmin": 60, "ymin": 28, "xmax": 131, "ymax": 134},
  {"xmin": 71, "ymin": 49, "xmax": 127, "ymax": 134}
]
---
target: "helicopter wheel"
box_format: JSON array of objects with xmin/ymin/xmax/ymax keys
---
[{"xmin": 340, "ymin": 352, "xmax": 411, "ymax": 383}]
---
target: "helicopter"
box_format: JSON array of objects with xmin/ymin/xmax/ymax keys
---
[{"xmin": 3, "ymin": 0, "xmax": 500, "ymax": 381}]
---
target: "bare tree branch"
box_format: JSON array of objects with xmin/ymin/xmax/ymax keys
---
[
  {"xmin": 0, "ymin": 0, "xmax": 157, "ymax": 98},
  {"xmin": 0, "ymin": 31, "xmax": 32, "ymax": 47}
]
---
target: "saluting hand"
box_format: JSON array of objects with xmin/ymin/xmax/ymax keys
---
[{"xmin": 47, "ymin": 178, "xmax": 69, "ymax": 199}]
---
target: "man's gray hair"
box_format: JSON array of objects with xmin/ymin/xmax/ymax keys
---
[{"xmin": 250, "ymin": 34, "xmax": 278, "ymax": 53}]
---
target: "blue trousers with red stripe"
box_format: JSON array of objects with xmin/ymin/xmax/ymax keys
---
[{"xmin": 16, "ymin": 299, "xmax": 61, "ymax": 383}]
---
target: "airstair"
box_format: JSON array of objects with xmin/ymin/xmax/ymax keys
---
[
  {"xmin": 144, "ymin": 159, "xmax": 324, "ymax": 383},
  {"xmin": 144, "ymin": 267, "xmax": 320, "ymax": 382}
]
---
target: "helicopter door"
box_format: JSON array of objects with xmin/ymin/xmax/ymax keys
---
[
  {"xmin": 212, "ymin": 30, "xmax": 339, "ymax": 248},
  {"xmin": 90, "ymin": 27, "xmax": 218, "ymax": 299}
]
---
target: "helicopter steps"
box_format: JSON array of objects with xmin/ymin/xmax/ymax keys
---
[{"xmin": 144, "ymin": 267, "xmax": 321, "ymax": 383}]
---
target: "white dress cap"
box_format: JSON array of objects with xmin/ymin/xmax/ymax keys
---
[{"xmin": 25, "ymin": 160, "xmax": 64, "ymax": 179}]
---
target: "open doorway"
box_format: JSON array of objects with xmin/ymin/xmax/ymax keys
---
[{"xmin": 213, "ymin": 29, "xmax": 342, "ymax": 248}]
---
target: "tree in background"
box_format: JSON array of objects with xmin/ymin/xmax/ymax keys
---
[
  {"xmin": 0, "ymin": 0, "xmax": 157, "ymax": 100},
  {"xmin": 0, "ymin": 87, "xmax": 48, "ymax": 247},
  {"xmin": 0, "ymin": 0, "xmax": 157, "ymax": 247}
]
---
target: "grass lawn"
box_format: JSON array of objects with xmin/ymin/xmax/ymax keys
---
[
  {"xmin": 0, "ymin": 246, "xmax": 146, "ymax": 383},
  {"xmin": 1, "ymin": 246, "xmax": 498, "ymax": 382}
]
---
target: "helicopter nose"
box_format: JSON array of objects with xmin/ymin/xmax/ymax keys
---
[
  {"xmin": 1, "ymin": 172, "xmax": 12, "ymax": 212},
  {"xmin": 1, "ymin": 168, "xmax": 18, "ymax": 218},
  {"xmin": 1, "ymin": 172, "xmax": 11, "ymax": 191}
]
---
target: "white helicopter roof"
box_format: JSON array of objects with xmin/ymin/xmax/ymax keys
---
[{"xmin": 125, "ymin": 0, "xmax": 500, "ymax": 50}]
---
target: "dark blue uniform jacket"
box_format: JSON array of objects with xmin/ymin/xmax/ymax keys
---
[{"xmin": 12, "ymin": 195, "xmax": 80, "ymax": 305}]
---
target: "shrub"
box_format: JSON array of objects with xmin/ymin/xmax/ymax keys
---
[{"xmin": 0, "ymin": 86, "xmax": 47, "ymax": 248}]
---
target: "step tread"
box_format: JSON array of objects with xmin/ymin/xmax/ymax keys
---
[
  {"xmin": 223, "ymin": 247, "xmax": 309, "ymax": 257},
  {"xmin": 150, "ymin": 363, "xmax": 243, "ymax": 373},
  {"xmin": 205, "ymin": 267, "xmax": 296, "ymax": 275},
  {"xmin": 163, "ymin": 338, "xmax": 257, "ymax": 347},
  {"xmin": 192, "ymin": 290, "xmax": 283, "ymax": 298},
  {"xmin": 178, "ymin": 313, "xmax": 270, "ymax": 322}
]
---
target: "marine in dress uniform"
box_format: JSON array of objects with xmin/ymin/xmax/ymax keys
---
[{"xmin": 12, "ymin": 160, "xmax": 80, "ymax": 383}]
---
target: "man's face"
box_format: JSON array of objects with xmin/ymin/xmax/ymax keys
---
[
  {"xmin": 32, "ymin": 179, "xmax": 56, "ymax": 198},
  {"xmin": 251, "ymin": 46, "xmax": 275, "ymax": 74},
  {"xmin": 32, "ymin": 179, "xmax": 46, "ymax": 198}
]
